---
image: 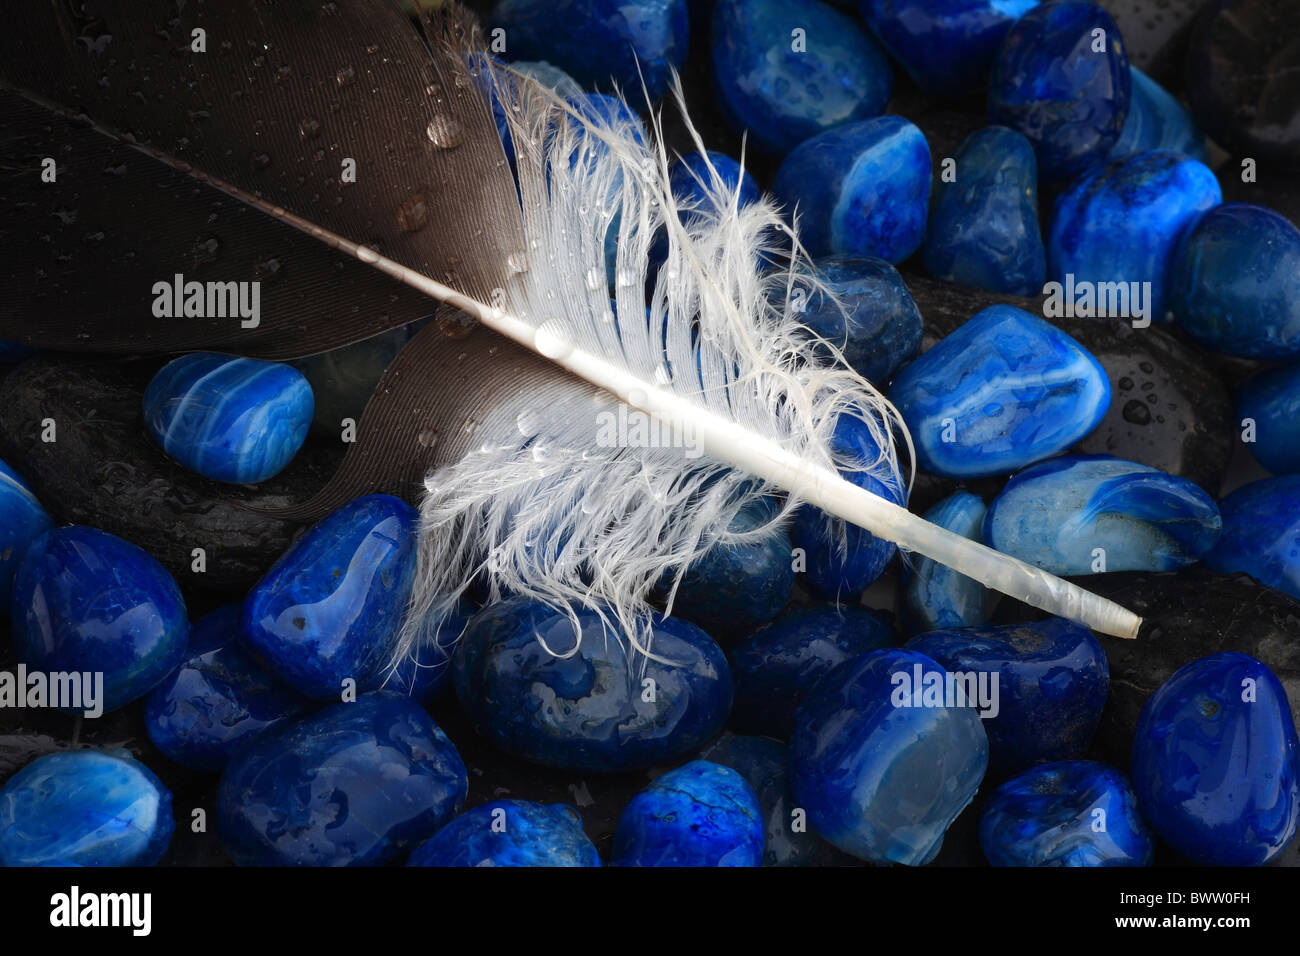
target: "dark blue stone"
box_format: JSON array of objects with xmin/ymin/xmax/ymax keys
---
[
  {"xmin": 711, "ymin": 0, "xmax": 892, "ymax": 156},
  {"xmin": 0, "ymin": 340, "xmax": 35, "ymax": 363},
  {"xmin": 983, "ymin": 455, "xmax": 1222, "ymax": 575},
  {"xmin": 907, "ymin": 618, "xmax": 1109, "ymax": 775},
  {"xmin": 791, "ymin": 414, "xmax": 906, "ymax": 597},
  {"xmin": 611, "ymin": 760, "xmax": 764, "ymax": 866},
  {"xmin": 242, "ymin": 494, "xmax": 417, "ymax": 700},
  {"xmin": 901, "ymin": 490, "xmax": 991, "ymax": 635},
  {"xmin": 987, "ymin": 0, "xmax": 1131, "ymax": 181},
  {"xmin": 923, "ymin": 125, "xmax": 1046, "ymax": 296},
  {"xmin": 143, "ymin": 353, "xmax": 313, "ymax": 485},
  {"xmin": 729, "ymin": 604, "xmax": 897, "ymax": 739},
  {"xmin": 453, "ymin": 597, "xmax": 732, "ymax": 772},
  {"xmin": 0, "ymin": 459, "xmax": 52, "ymax": 610},
  {"xmin": 790, "ymin": 648, "xmax": 988, "ymax": 864},
  {"xmin": 1206, "ymin": 476, "xmax": 1300, "ymax": 601},
  {"xmin": 384, "ymin": 602, "xmax": 473, "ymax": 704},
  {"xmin": 0, "ymin": 750, "xmax": 174, "ymax": 867},
  {"xmin": 11, "ymin": 526, "xmax": 189, "ymax": 714},
  {"xmin": 1132, "ymin": 652, "xmax": 1300, "ymax": 865},
  {"xmin": 980, "ymin": 760, "xmax": 1153, "ymax": 866},
  {"xmin": 407, "ymin": 800, "xmax": 600, "ymax": 867},
  {"xmin": 1169, "ymin": 203, "xmax": 1300, "ymax": 359},
  {"xmin": 795, "ymin": 255, "xmax": 923, "ymax": 386},
  {"xmin": 1237, "ymin": 363, "xmax": 1300, "ymax": 474},
  {"xmin": 490, "ymin": 0, "xmax": 689, "ymax": 102},
  {"xmin": 772, "ymin": 115, "xmax": 930, "ymax": 261},
  {"xmin": 217, "ymin": 693, "xmax": 467, "ymax": 866},
  {"xmin": 668, "ymin": 150, "xmax": 761, "ymax": 214},
  {"xmin": 1109, "ymin": 67, "xmax": 1208, "ymax": 162},
  {"xmin": 859, "ymin": 0, "xmax": 1039, "ymax": 97},
  {"xmin": 1048, "ymin": 150, "xmax": 1221, "ymax": 325},
  {"xmin": 889, "ymin": 305, "xmax": 1110, "ymax": 478},
  {"xmin": 144, "ymin": 605, "xmax": 314, "ymax": 773}
]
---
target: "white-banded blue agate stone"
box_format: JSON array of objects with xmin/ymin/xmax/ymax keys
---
[
  {"xmin": 241, "ymin": 494, "xmax": 417, "ymax": 700},
  {"xmin": 611, "ymin": 760, "xmax": 764, "ymax": 866},
  {"xmin": 0, "ymin": 458, "xmax": 52, "ymax": 611},
  {"xmin": 143, "ymin": 352, "xmax": 313, "ymax": 484},
  {"xmin": 889, "ymin": 305, "xmax": 1110, "ymax": 479},
  {"xmin": 791, "ymin": 648, "xmax": 988, "ymax": 865},
  {"xmin": 408, "ymin": 800, "xmax": 600, "ymax": 867},
  {"xmin": 980, "ymin": 761, "xmax": 1152, "ymax": 866},
  {"xmin": 1206, "ymin": 476, "xmax": 1300, "ymax": 602},
  {"xmin": 901, "ymin": 491, "xmax": 991, "ymax": 635},
  {"xmin": 1109, "ymin": 67, "xmax": 1208, "ymax": 163},
  {"xmin": 0, "ymin": 750, "xmax": 174, "ymax": 867},
  {"xmin": 983, "ymin": 455, "xmax": 1221, "ymax": 575},
  {"xmin": 11, "ymin": 526, "xmax": 189, "ymax": 714}
]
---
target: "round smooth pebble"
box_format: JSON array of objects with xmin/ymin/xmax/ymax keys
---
[
  {"xmin": 407, "ymin": 799, "xmax": 600, "ymax": 867},
  {"xmin": 0, "ymin": 458, "xmax": 52, "ymax": 610},
  {"xmin": 1206, "ymin": 476, "xmax": 1300, "ymax": 602},
  {"xmin": 901, "ymin": 490, "xmax": 992, "ymax": 635},
  {"xmin": 1236, "ymin": 363, "xmax": 1300, "ymax": 475}
]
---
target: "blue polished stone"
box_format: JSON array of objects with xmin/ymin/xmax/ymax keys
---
[
  {"xmin": 0, "ymin": 459, "xmax": 52, "ymax": 611},
  {"xmin": 983, "ymin": 455, "xmax": 1221, "ymax": 575},
  {"xmin": 889, "ymin": 305, "xmax": 1110, "ymax": 478},
  {"xmin": 923, "ymin": 126, "xmax": 1046, "ymax": 296},
  {"xmin": 407, "ymin": 799, "xmax": 600, "ymax": 867},
  {"xmin": 980, "ymin": 761, "xmax": 1152, "ymax": 866},
  {"xmin": 1168, "ymin": 203, "xmax": 1300, "ymax": 360},
  {"xmin": 668, "ymin": 150, "xmax": 761, "ymax": 215},
  {"xmin": 729, "ymin": 604, "xmax": 897, "ymax": 739},
  {"xmin": 453, "ymin": 597, "xmax": 732, "ymax": 772},
  {"xmin": 384, "ymin": 602, "xmax": 473, "ymax": 704},
  {"xmin": 1048, "ymin": 150, "xmax": 1221, "ymax": 325},
  {"xmin": 11, "ymin": 526, "xmax": 188, "ymax": 714},
  {"xmin": 242, "ymin": 494, "xmax": 417, "ymax": 700},
  {"xmin": 1206, "ymin": 476, "xmax": 1300, "ymax": 601},
  {"xmin": 612, "ymin": 760, "xmax": 763, "ymax": 866},
  {"xmin": 0, "ymin": 750, "xmax": 174, "ymax": 867},
  {"xmin": 795, "ymin": 255, "xmax": 923, "ymax": 386},
  {"xmin": 1109, "ymin": 67, "xmax": 1208, "ymax": 163},
  {"xmin": 1237, "ymin": 363, "xmax": 1300, "ymax": 474},
  {"xmin": 901, "ymin": 491, "xmax": 992, "ymax": 635},
  {"xmin": 217, "ymin": 692, "xmax": 467, "ymax": 866},
  {"xmin": 791, "ymin": 414, "xmax": 906, "ymax": 597},
  {"xmin": 711, "ymin": 0, "xmax": 892, "ymax": 156},
  {"xmin": 907, "ymin": 618, "xmax": 1109, "ymax": 775},
  {"xmin": 143, "ymin": 352, "xmax": 313, "ymax": 485},
  {"xmin": 1132, "ymin": 652, "xmax": 1300, "ymax": 866},
  {"xmin": 791, "ymin": 648, "xmax": 988, "ymax": 864},
  {"xmin": 669, "ymin": 497, "xmax": 795, "ymax": 646},
  {"xmin": 490, "ymin": 0, "xmax": 688, "ymax": 102},
  {"xmin": 144, "ymin": 605, "xmax": 314, "ymax": 773},
  {"xmin": 987, "ymin": 0, "xmax": 1131, "ymax": 181},
  {"xmin": 773, "ymin": 116, "xmax": 930, "ymax": 261},
  {"xmin": 860, "ymin": 0, "xmax": 1038, "ymax": 97}
]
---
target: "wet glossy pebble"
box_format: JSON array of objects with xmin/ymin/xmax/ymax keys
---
[
  {"xmin": 1206, "ymin": 476, "xmax": 1300, "ymax": 601},
  {"xmin": 0, "ymin": 459, "xmax": 52, "ymax": 610},
  {"xmin": 407, "ymin": 799, "xmax": 600, "ymax": 867},
  {"xmin": 1108, "ymin": 67, "xmax": 1208, "ymax": 162},
  {"xmin": 901, "ymin": 490, "xmax": 992, "ymax": 635},
  {"xmin": 1237, "ymin": 363, "xmax": 1300, "ymax": 474}
]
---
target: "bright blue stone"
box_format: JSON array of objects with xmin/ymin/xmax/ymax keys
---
[
  {"xmin": 980, "ymin": 761, "xmax": 1152, "ymax": 866},
  {"xmin": 796, "ymin": 255, "xmax": 923, "ymax": 386},
  {"xmin": 729, "ymin": 604, "xmax": 897, "ymax": 739},
  {"xmin": 0, "ymin": 459, "xmax": 52, "ymax": 611},
  {"xmin": 1048, "ymin": 150, "xmax": 1221, "ymax": 325},
  {"xmin": 407, "ymin": 800, "xmax": 600, "ymax": 867},
  {"xmin": 889, "ymin": 305, "xmax": 1110, "ymax": 479},
  {"xmin": 143, "ymin": 353, "xmax": 313, "ymax": 485},
  {"xmin": 217, "ymin": 693, "xmax": 467, "ymax": 866},
  {"xmin": 242, "ymin": 494, "xmax": 417, "ymax": 700},
  {"xmin": 923, "ymin": 125, "xmax": 1046, "ymax": 296},
  {"xmin": 0, "ymin": 750, "xmax": 174, "ymax": 867},
  {"xmin": 987, "ymin": 0, "xmax": 1131, "ymax": 181},
  {"xmin": 453, "ymin": 597, "xmax": 732, "ymax": 772},
  {"xmin": 791, "ymin": 414, "xmax": 906, "ymax": 597},
  {"xmin": 1169, "ymin": 203, "xmax": 1300, "ymax": 359},
  {"xmin": 612, "ymin": 760, "xmax": 764, "ymax": 866},
  {"xmin": 1237, "ymin": 363, "xmax": 1300, "ymax": 474},
  {"xmin": 773, "ymin": 116, "xmax": 931, "ymax": 261},
  {"xmin": 1109, "ymin": 67, "xmax": 1208, "ymax": 163},
  {"xmin": 711, "ymin": 0, "xmax": 892, "ymax": 156},
  {"xmin": 1132, "ymin": 652, "xmax": 1300, "ymax": 866},
  {"xmin": 901, "ymin": 491, "xmax": 991, "ymax": 635},
  {"xmin": 11, "ymin": 526, "xmax": 189, "ymax": 714},
  {"xmin": 1206, "ymin": 476, "xmax": 1300, "ymax": 601},
  {"xmin": 791, "ymin": 648, "xmax": 989, "ymax": 864},
  {"xmin": 490, "ymin": 0, "xmax": 689, "ymax": 102},
  {"xmin": 983, "ymin": 455, "xmax": 1222, "ymax": 574},
  {"xmin": 907, "ymin": 617, "xmax": 1109, "ymax": 775},
  {"xmin": 144, "ymin": 605, "xmax": 313, "ymax": 773}
]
